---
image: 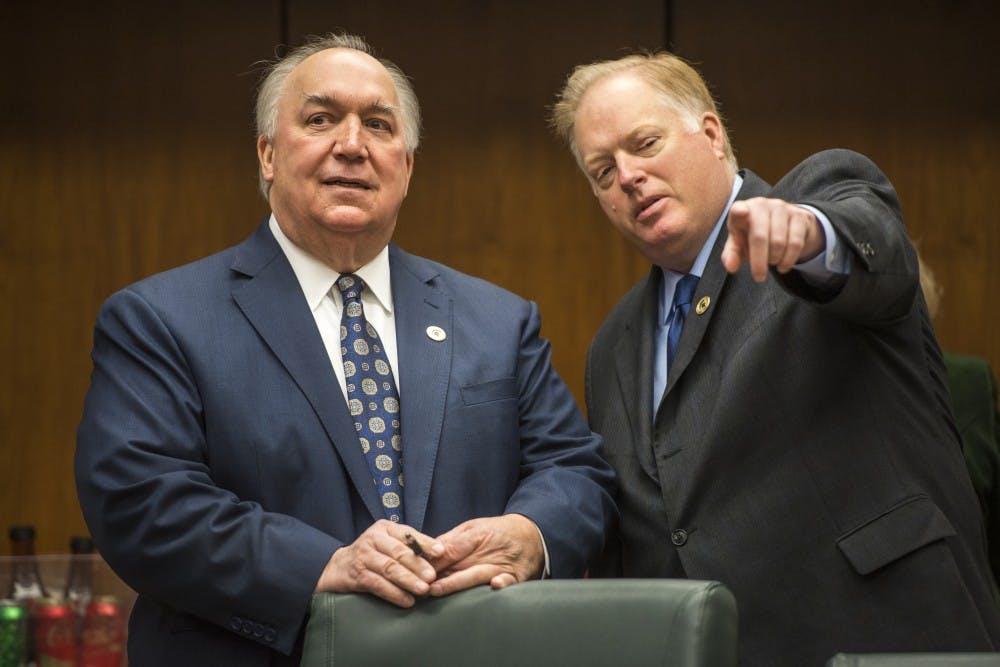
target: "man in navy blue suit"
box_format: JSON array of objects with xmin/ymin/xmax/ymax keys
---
[{"xmin": 75, "ymin": 33, "xmax": 615, "ymax": 667}]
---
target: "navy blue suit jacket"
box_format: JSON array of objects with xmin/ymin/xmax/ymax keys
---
[{"xmin": 75, "ymin": 220, "xmax": 616, "ymax": 666}]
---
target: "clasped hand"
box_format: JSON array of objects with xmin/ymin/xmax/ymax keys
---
[
  {"xmin": 720, "ymin": 197, "xmax": 825, "ymax": 282},
  {"xmin": 314, "ymin": 514, "xmax": 544, "ymax": 607}
]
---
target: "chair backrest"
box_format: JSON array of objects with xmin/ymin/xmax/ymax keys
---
[
  {"xmin": 827, "ymin": 654, "xmax": 1000, "ymax": 666},
  {"xmin": 301, "ymin": 578, "xmax": 737, "ymax": 667}
]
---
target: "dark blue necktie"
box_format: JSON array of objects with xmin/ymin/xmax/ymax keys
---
[
  {"xmin": 336, "ymin": 274, "xmax": 404, "ymax": 523},
  {"xmin": 666, "ymin": 274, "xmax": 699, "ymax": 372}
]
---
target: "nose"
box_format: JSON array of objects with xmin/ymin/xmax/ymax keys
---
[
  {"xmin": 333, "ymin": 116, "xmax": 367, "ymax": 161},
  {"xmin": 616, "ymin": 154, "xmax": 645, "ymax": 193}
]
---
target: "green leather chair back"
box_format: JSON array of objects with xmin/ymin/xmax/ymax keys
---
[
  {"xmin": 828, "ymin": 654, "xmax": 1000, "ymax": 666},
  {"xmin": 302, "ymin": 579, "xmax": 737, "ymax": 666}
]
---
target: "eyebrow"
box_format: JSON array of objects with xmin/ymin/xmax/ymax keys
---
[
  {"xmin": 302, "ymin": 93, "xmax": 398, "ymax": 117},
  {"xmin": 583, "ymin": 125, "xmax": 661, "ymax": 169},
  {"xmin": 582, "ymin": 154, "xmax": 608, "ymax": 172}
]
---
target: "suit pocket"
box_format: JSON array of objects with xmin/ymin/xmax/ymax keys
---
[
  {"xmin": 461, "ymin": 377, "xmax": 517, "ymax": 405},
  {"xmin": 836, "ymin": 495, "xmax": 956, "ymax": 575}
]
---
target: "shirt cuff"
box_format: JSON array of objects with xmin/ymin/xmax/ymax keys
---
[
  {"xmin": 535, "ymin": 524, "xmax": 551, "ymax": 579},
  {"xmin": 793, "ymin": 204, "xmax": 851, "ymax": 286}
]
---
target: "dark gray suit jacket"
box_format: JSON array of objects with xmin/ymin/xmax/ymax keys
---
[{"xmin": 587, "ymin": 150, "xmax": 1000, "ymax": 666}]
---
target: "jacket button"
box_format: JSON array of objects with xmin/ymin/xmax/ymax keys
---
[
  {"xmin": 671, "ymin": 529, "xmax": 688, "ymax": 546},
  {"xmin": 230, "ymin": 616, "xmax": 243, "ymax": 632},
  {"xmin": 242, "ymin": 620, "xmax": 254, "ymax": 634},
  {"xmin": 264, "ymin": 628, "xmax": 276, "ymax": 643}
]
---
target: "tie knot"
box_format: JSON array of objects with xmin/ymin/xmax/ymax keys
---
[
  {"xmin": 673, "ymin": 274, "xmax": 699, "ymax": 309},
  {"xmin": 336, "ymin": 274, "xmax": 363, "ymax": 303}
]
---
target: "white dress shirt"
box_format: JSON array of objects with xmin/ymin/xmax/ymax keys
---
[
  {"xmin": 269, "ymin": 215, "xmax": 400, "ymax": 403},
  {"xmin": 269, "ymin": 215, "xmax": 552, "ymax": 575}
]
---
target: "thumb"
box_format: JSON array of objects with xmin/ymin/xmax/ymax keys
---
[{"xmin": 491, "ymin": 572, "xmax": 518, "ymax": 589}]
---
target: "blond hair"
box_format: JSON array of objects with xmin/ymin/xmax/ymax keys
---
[{"xmin": 551, "ymin": 52, "xmax": 736, "ymax": 170}]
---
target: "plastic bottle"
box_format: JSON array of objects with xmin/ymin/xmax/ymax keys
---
[
  {"xmin": 63, "ymin": 536, "xmax": 94, "ymax": 623},
  {"xmin": 7, "ymin": 525, "xmax": 46, "ymax": 600},
  {"xmin": 7, "ymin": 525, "xmax": 47, "ymax": 665}
]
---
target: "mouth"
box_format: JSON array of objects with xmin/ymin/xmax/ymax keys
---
[
  {"xmin": 322, "ymin": 177, "xmax": 372, "ymax": 190},
  {"xmin": 633, "ymin": 195, "xmax": 665, "ymax": 221}
]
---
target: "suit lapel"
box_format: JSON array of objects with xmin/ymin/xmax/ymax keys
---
[
  {"xmin": 663, "ymin": 170, "xmax": 771, "ymax": 396},
  {"xmin": 614, "ymin": 269, "xmax": 660, "ymax": 478},
  {"xmin": 389, "ymin": 246, "xmax": 452, "ymax": 532},
  {"xmin": 229, "ymin": 222, "xmax": 383, "ymax": 522},
  {"xmin": 662, "ymin": 231, "xmax": 729, "ymax": 396}
]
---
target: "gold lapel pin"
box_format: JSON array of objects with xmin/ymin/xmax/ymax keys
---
[
  {"xmin": 695, "ymin": 296, "xmax": 711, "ymax": 315},
  {"xmin": 426, "ymin": 326, "xmax": 447, "ymax": 341}
]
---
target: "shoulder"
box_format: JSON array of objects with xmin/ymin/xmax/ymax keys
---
[
  {"xmin": 390, "ymin": 245, "xmax": 531, "ymax": 311},
  {"xmin": 944, "ymin": 352, "xmax": 998, "ymax": 394},
  {"xmin": 944, "ymin": 352, "xmax": 994, "ymax": 377},
  {"xmin": 769, "ymin": 149, "xmax": 895, "ymax": 200},
  {"xmin": 789, "ymin": 148, "xmax": 883, "ymax": 177},
  {"xmin": 103, "ymin": 222, "xmax": 278, "ymax": 312},
  {"xmin": 110, "ymin": 246, "xmax": 239, "ymax": 308},
  {"xmin": 95, "ymin": 240, "xmax": 252, "ymax": 335}
]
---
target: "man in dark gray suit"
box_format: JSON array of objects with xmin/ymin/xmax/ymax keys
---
[{"xmin": 551, "ymin": 51, "xmax": 1000, "ymax": 665}]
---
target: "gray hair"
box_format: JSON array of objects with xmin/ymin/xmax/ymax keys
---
[
  {"xmin": 254, "ymin": 32, "xmax": 421, "ymax": 199},
  {"xmin": 551, "ymin": 51, "xmax": 737, "ymax": 171}
]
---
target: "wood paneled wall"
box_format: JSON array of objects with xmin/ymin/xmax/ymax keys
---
[
  {"xmin": 2, "ymin": 0, "xmax": 996, "ymax": 553},
  {"xmin": 671, "ymin": 0, "xmax": 1000, "ymax": 363},
  {"xmin": 0, "ymin": 0, "xmax": 662, "ymax": 554},
  {"xmin": 1, "ymin": 1, "xmax": 278, "ymax": 554}
]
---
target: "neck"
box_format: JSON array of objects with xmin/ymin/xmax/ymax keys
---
[{"xmin": 275, "ymin": 220, "xmax": 389, "ymax": 274}]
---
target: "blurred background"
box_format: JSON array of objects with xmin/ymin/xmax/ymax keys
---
[{"xmin": 1, "ymin": 0, "xmax": 997, "ymax": 554}]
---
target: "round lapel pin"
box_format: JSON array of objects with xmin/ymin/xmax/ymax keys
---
[
  {"xmin": 695, "ymin": 296, "xmax": 711, "ymax": 315},
  {"xmin": 426, "ymin": 326, "xmax": 447, "ymax": 341}
]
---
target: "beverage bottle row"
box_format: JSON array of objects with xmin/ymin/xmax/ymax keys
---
[
  {"xmin": 2, "ymin": 525, "xmax": 123, "ymax": 667},
  {"xmin": 7, "ymin": 526, "xmax": 94, "ymax": 610}
]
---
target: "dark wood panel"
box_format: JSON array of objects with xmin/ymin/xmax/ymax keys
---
[
  {"xmin": 0, "ymin": 0, "xmax": 667, "ymax": 555},
  {"xmin": 0, "ymin": 1, "xmax": 278, "ymax": 553},
  {"xmin": 671, "ymin": 0, "xmax": 1000, "ymax": 371},
  {"xmin": 9, "ymin": 0, "xmax": 993, "ymax": 556}
]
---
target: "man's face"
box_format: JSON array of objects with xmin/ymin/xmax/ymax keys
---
[
  {"xmin": 572, "ymin": 73, "xmax": 734, "ymax": 272},
  {"xmin": 258, "ymin": 48, "xmax": 413, "ymax": 269}
]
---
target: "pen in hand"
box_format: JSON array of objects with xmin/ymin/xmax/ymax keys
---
[{"xmin": 404, "ymin": 531, "xmax": 426, "ymax": 558}]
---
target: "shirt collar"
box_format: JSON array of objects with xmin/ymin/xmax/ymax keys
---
[
  {"xmin": 268, "ymin": 214, "xmax": 393, "ymax": 315},
  {"xmin": 657, "ymin": 174, "xmax": 743, "ymax": 325}
]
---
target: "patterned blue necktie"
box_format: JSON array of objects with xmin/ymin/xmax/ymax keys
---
[
  {"xmin": 666, "ymin": 274, "xmax": 699, "ymax": 372},
  {"xmin": 336, "ymin": 274, "xmax": 404, "ymax": 523}
]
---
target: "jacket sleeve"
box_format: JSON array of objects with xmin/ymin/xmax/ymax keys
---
[
  {"xmin": 501, "ymin": 300, "xmax": 618, "ymax": 577},
  {"xmin": 771, "ymin": 148, "xmax": 920, "ymax": 326},
  {"xmin": 75, "ymin": 287, "xmax": 339, "ymax": 656}
]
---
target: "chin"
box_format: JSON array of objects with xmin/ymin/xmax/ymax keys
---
[{"xmin": 316, "ymin": 207, "xmax": 373, "ymax": 230}]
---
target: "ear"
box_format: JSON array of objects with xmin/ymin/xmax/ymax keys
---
[
  {"xmin": 401, "ymin": 151, "xmax": 415, "ymax": 197},
  {"xmin": 701, "ymin": 112, "xmax": 728, "ymax": 159},
  {"xmin": 257, "ymin": 134, "xmax": 275, "ymax": 183}
]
